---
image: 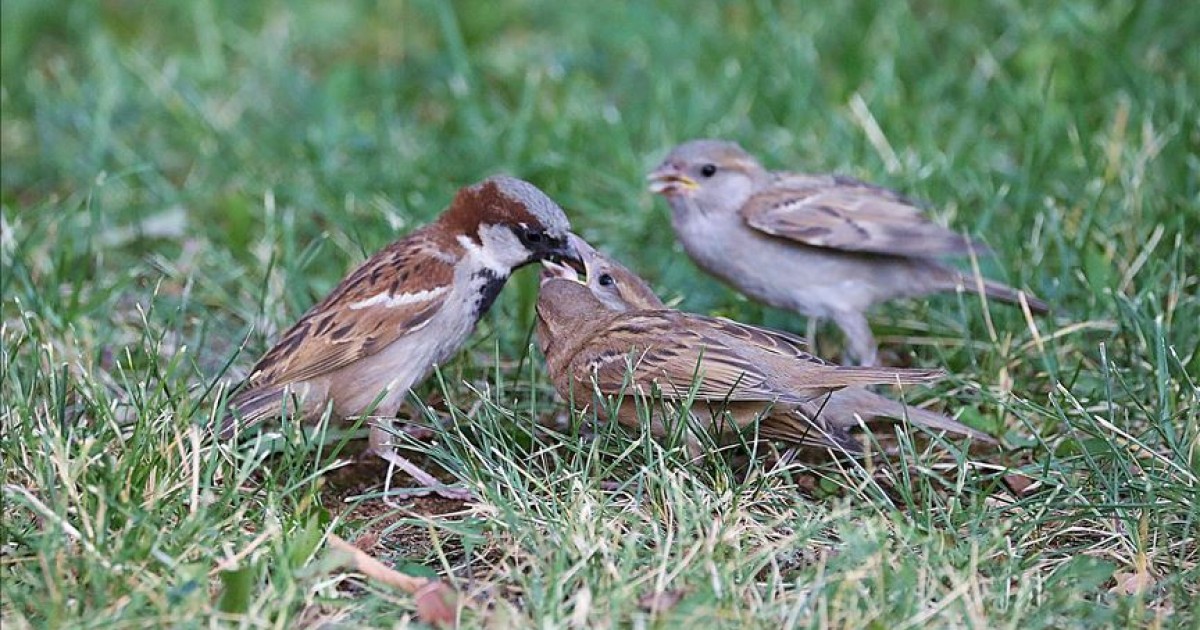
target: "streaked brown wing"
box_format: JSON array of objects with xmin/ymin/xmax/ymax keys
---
[
  {"xmin": 702, "ymin": 314, "xmax": 811, "ymax": 358},
  {"xmin": 567, "ymin": 311, "xmax": 811, "ymax": 405},
  {"xmin": 246, "ymin": 233, "xmax": 454, "ymax": 386},
  {"xmin": 741, "ymin": 174, "xmax": 985, "ymax": 257},
  {"xmin": 670, "ymin": 314, "xmax": 928, "ymax": 392},
  {"xmin": 565, "ymin": 310, "xmax": 941, "ymax": 405}
]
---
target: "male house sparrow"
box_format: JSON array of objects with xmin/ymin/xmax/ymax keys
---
[
  {"xmin": 546, "ymin": 235, "xmax": 993, "ymax": 446},
  {"xmin": 224, "ymin": 176, "xmax": 580, "ymax": 499},
  {"xmin": 648, "ymin": 139, "xmax": 1048, "ymax": 366},
  {"xmin": 538, "ymin": 235, "xmax": 994, "ymax": 451}
]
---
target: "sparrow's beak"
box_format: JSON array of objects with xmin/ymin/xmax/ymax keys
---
[
  {"xmin": 539, "ymin": 258, "xmax": 578, "ymax": 283},
  {"xmin": 541, "ymin": 234, "xmax": 587, "ymax": 284},
  {"xmin": 566, "ymin": 233, "xmax": 603, "ymax": 281},
  {"xmin": 647, "ymin": 164, "xmax": 698, "ymax": 196}
]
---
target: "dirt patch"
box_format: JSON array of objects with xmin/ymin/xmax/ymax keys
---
[{"xmin": 321, "ymin": 450, "xmax": 473, "ymax": 567}]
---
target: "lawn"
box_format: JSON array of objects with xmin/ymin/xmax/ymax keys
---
[{"xmin": 2, "ymin": 0, "xmax": 1197, "ymax": 627}]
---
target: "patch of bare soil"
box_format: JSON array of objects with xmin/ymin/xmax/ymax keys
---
[{"xmin": 321, "ymin": 446, "xmax": 472, "ymax": 566}]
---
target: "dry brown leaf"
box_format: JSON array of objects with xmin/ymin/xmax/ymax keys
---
[
  {"xmin": 1002, "ymin": 473, "xmax": 1039, "ymax": 497},
  {"xmin": 327, "ymin": 533, "xmax": 460, "ymax": 627},
  {"xmin": 1110, "ymin": 569, "xmax": 1156, "ymax": 596},
  {"xmin": 353, "ymin": 532, "xmax": 379, "ymax": 552}
]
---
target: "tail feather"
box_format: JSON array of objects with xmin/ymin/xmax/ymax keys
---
[
  {"xmin": 219, "ymin": 385, "xmax": 288, "ymax": 440},
  {"xmin": 973, "ymin": 277, "xmax": 1050, "ymax": 314},
  {"xmin": 821, "ymin": 387, "xmax": 997, "ymax": 443},
  {"xmin": 799, "ymin": 366, "xmax": 946, "ymax": 390},
  {"xmin": 901, "ymin": 404, "xmax": 997, "ymax": 443}
]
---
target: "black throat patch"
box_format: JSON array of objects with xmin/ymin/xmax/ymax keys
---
[{"xmin": 472, "ymin": 268, "xmax": 509, "ymax": 318}]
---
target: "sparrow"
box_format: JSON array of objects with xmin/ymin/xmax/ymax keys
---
[
  {"xmin": 648, "ymin": 139, "xmax": 1049, "ymax": 366},
  {"xmin": 223, "ymin": 176, "xmax": 581, "ymax": 499},
  {"xmin": 542, "ymin": 235, "xmax": 993, "ymax": 447}
]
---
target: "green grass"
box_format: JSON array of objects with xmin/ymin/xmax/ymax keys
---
[{"xmin": 2, "ymin": 0, "xmax": 1197, "ymax": 627}]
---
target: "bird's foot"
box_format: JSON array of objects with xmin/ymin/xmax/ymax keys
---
[
  {"xmin": 375, "ymin": 449, "xmax": 476, "ymax": 504},
  {"xmin": 368, "ymin": 423, "xmax": 474, "ymax": 504}
]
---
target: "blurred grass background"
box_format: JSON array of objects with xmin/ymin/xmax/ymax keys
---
[{"xmin": 2, "ymin": 0, "xmax": 1197, "ymax": 627}]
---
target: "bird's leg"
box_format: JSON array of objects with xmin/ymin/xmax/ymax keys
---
[
  {"xmin": 806, "ymin": 316, "xmax": 822, "ymax": 358},
  {"xmin": 398, "ymin": 424, "xmax": 436, "ymax": 441},
  {"xmin": 396, "ymin": 417, "xmax": 450, "ymax": 441},
  {"xmin": 367, "ymin": 421, "xmax": 474, "ymax": 503},
  {"xmin": 395, "ymin": 400, "xmax": 451, "ymax": 441},
  {"xmin": 832, "ymin": 310, "xmax": 878, "ymax": 366}
]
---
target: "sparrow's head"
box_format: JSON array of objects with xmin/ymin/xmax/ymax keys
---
[
  {"xmin": 536, "ymin": 275, "xmax": 604, "ymax": 324},
  {"xmin": 534, "ymin": 273, "xmax": 612, "ymax": 356},
  {"xmin": 444, "ymin": 175, "xmax": 580, "ymax": 270},
  {"xmin": 647, "ymin": 139, "xmax": 768, "ymax": 215},
  {"xmin": 570, "ymin": 234, "xmax": 665, "ymax": 312}
]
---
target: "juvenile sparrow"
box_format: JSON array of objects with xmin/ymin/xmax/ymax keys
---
[
  {"xmin": 536, "ymin": 274, "xmax": 938, "ymax": 453},
  {"xmin": 224, "ymin": 176, "xmax": 580, "ymax": 499},
  {"xmin": 539, "ymin": 236, "xmax": 995, "ymax": 450},
  {"xmin": 648, "ymin": 139, "xmax": 1048, "ymax": 366}
]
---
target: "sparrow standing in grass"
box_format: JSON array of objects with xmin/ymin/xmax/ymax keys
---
[
  {"xmin": 543, "ymin": 235, "xmax": 993, "ymax": 447},
  {"xmin": 224, "ymin": 176, "xmax": 580, "ymax": 499},
  {"xmin": 539, "ymin": 235, "xmax": 994, "ymax": 451},
  {"xmin": 648, "ymin": 139, "xmax": 1048, "ymax": 366}
]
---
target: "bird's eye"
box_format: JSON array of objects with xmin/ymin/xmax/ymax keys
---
[
  {"xmin": 598, "ymin": 274, "xmax": 615, "ymax": 287},
  {"xmin": 525, "ymin": 230, "xmax": 545, "ymax": 243},
  {"xmin": 699, "ymin": 164, "xmax": 717, "ymax": 178}
]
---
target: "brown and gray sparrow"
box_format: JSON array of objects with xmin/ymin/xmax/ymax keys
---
[
  {"xmin": 541, "ymin": 235, "xmax": 993, "ymax": 449},
  {"xmin": 224, "ymin": 176, "xmax": 580, "ymax": 499},
  {"xmin": 648, "ymin": 139, "xmax": 1048, "ymax": 366},
  {"xmin": 535, "ymin": 240, "xmax": 993, "ymax": 451}
]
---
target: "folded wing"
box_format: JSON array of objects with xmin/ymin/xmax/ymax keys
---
[{"xmin": 741, "ymin": 174, "xmax": 989, "ymax": 258}]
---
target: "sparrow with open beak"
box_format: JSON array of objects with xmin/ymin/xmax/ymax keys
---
[
  {"xmin": 537, "ymin": 238, "xmax": 993, "ymax": 453},
  {"xmin": 648, "ymin": 139, "xmax": 1048, "ymax": 366},
  {"xmin": 538, "ymin": 235, "xmax": 994, "ymax": 449},
  {"xmin": 224, "ymin": 176, "xmax": 581, "ymax": 499}
]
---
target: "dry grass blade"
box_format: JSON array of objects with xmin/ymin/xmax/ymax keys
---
[
  {"xmin": 326, "ymin": 534, "xmax": 461, "ymax": 627},
  {"xmin": 1, "ymin": 1, "xmax": 1195, "ymax": 627}
]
